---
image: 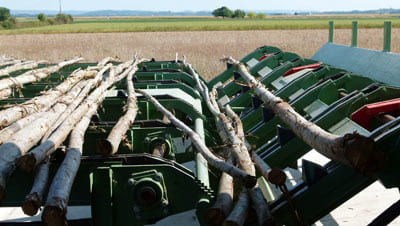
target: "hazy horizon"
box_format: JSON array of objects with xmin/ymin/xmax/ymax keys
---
[{"xmin": 1, "ymin": 0, "xmax": 400, "ymax": 12}]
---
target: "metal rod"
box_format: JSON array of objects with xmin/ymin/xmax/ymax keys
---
[
  {"xmin": 195, "ymin": 117, "xmax": 210, "ymax": 187},
  {"xmin": 329, "ymin": 21, "xmax": 334, "ymax": 43},
  {"xmin": 352, "ymin": 21, "xmax": 358, "ymax": 47},
  {"xmin": 383, "ymin": 21, "xmax": 392, "ymax": 52}
]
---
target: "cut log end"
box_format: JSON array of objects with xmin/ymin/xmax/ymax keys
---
[
  {"xmin": 18, "ymin": 154, "xmax": 37, "ymax": 173},
  {"xmin": 42, "ymin": 206, "xmax": 67, "ymax": 226},
  {"xmin": 243, "ymin": 175, "xmax": 257, "ymax": 188},
  {"xmin": 206, "ymin": 208, "xmax": 227, "ymax": 226},
  {"xmin": 96, "ymin": 138, "xmax": 113, "ymax": 156},
  {"xmin": 22, "ymin": 193, "xmax": 41, "ymax": 216},
  {"xmin": 343, "ymin": 133, "xmax": 386, "ymax": 175}
]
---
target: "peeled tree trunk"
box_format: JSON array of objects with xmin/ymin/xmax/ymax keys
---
[
  {"xmin": 0, "ymin": 89, "xmax": 11, "ymax": 100},
  {"xmin": 0, "ymin": 57, "xmax": 83, "ymax": 92},
  {"xmin": 42, "ymin": 91, "xmax": 105, "ymax": 226},
  {"xmin": 41, "ymin": 65, "xmax": 112, "ymax": 142},
  {"xmin": 0, "ymin": 59, "xmax": 22, "ymax": 67},
  {"xmin": 0, "ymin": 66, "xmax": 95, "ymax": 127},
  {"xmin": 136, "ymin": 89, "xmax": 257, "ymax": 188},
  {"xmin": 19, "ymin": 60, "xmax": 136, "ymax": 173},
  {"xmin": 0, "ymin": 81, "xmax": 86, "ymax": 201},
  {"xmin": 0, "ymin": 61, "xmax": 46, "ymax": 77},
  {"xmin": 96, "ymin": 60, "xmax": 146, "ymax": 156},
  {"xmin": 224, "ymin": 57, "xmax": 385, "ymax": 175}
]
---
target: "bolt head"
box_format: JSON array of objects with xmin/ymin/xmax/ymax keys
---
[{"xmin": 128, "ymin": 178, "xmax": 136, "ymax": 186}]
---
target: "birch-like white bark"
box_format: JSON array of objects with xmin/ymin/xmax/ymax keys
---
[
  {"xmin": 136, "ymin": 89, "xmax": 256, "ymax": 188},
  {"xmin": 224, "ymin": 57, "xmax": 384, "ymax": 175},
  {"xmin": 19, "ymin": 60, "xmax": 136, "ymax": 173}
]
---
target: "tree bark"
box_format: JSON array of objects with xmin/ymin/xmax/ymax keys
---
[
  {"xmin": 0, "ymin": 57, "xmax": 83, "ymax": 92},
  {"xmin": 41, "ymin": 65, "xmax": 112, "ymax": 142},
  {"xmin": 42, "ymin": 91, "xmax": 104, "ymax": 226},
  {"xmin": 224, "ymin": 57, "xmax": 385, "ymax": 175},
  {"xmin": 0, "ymin": 81, "xmax": 86, "ymax": 201},
  {"xmin": 96, "ymin": 60, "xmax": 145, "ymax": 156},
  {"xmin": 207, "ymin": 156, "xmax": 234, "ymax": 226},
  {"xmin": 0, "ymin": 88, "xmax": 11, "ymax": 100},
  {"xmin": 0, "ymin": 66, "xmax": 96, "ymax": 127},
  {"xmin": 18, "ymin": 60, "xmax": 137, "ymax": 173},
  {"xmin": 0, "ymin": 61, "xmax": 46, "ymax": 77},
  {"xmin": 136, "ymin": 89, "xmax": 256, "ymax": 188},
  {"xmin": 21, "ymin": 157, "xmax": 50, "ymax": 216},
  {"xmin": 0, "ymin": 59, "xmax": 22, "ymax": 67},
  {"xmin": 223, "ymin": 190, "xmax": 249, "ymax": 226}
]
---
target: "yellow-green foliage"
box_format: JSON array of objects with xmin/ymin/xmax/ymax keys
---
[{"xmin": 1, "ymin": 16, "xmax": 400, "ymax": 34}]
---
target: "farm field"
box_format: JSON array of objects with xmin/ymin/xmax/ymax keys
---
[
  {"xmin": 0, "ymin": 15, "xmax": 400, "ymax": 34},
  {"xmin": 0, "ymin": 28, "xmax": 399, "ymax": 80}
]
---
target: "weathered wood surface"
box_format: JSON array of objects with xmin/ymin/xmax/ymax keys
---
[
  {"xmin": 224, "ymin": 57, "xmax": 385, "ymax": 175},
  {"xmin": 19, "ymin": 60, "xmax": 136, "ymax": 173},
  {"xmin": 136, "ymin": 89, "xmax": 256, "ymax": 188},
  {"xmin": 96, "ymin": 59, "xmax": 148, "ymax": 156}
]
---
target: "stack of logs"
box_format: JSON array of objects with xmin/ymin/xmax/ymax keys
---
[
  {"xmin": 0, "ymin": 56, "xmax": 148, "ymax": 225},
  {"xmin": 0, "ymin": 55, "xmax": 385, "ymax": 226}
]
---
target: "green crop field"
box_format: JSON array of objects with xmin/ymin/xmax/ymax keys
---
[{"xmin": 1, "ymin": 16, "xmax": 400, "ymax": 34}]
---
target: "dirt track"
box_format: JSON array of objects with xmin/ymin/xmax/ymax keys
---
[{"xmin": 0, "ymin": 29, "xmax": 399, "ymax": 80}]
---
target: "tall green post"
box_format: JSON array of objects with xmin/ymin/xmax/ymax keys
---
[
  {"xmin": 329, "ymin": 21, "xmax": 334, "ymax": 43},
  {"xmin": 351, "ymin": 21, "xmax": 358, "ymax": 47},
  {"xmin": 383, "ymin": 21, "xmax": 392, "ymax": 52}
]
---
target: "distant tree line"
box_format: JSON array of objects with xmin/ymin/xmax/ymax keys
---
[
  {"xmin": 212, "ymin": 6, "xmax": 267, "ymax": 19},
  {"xmin": 0, "ymin": 6, "xmax": 74, "ymax": 30}
]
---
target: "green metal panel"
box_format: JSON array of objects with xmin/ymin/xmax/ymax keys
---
[{"xmin": 312, "ymin": 42, "xmax": 400, "ymax": 86}]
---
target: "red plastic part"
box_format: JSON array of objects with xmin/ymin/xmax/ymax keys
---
[
  {"xmin": 283, "ymin": 63, "xmax": 322, "ymax": 77},
  {"xmin": 351, "ymin": 98, "xmax": 400, "ymax": 130},
  {"xmin": 258, "ymin": 53, "xmax": 276, "ymax": 61}
]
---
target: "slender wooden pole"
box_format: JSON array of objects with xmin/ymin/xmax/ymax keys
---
[
  {"xmin": 136, "ymin": 89, "xmax": 256, "ymax": 188},
  {"xmin": 223, "ymin": 57, "xmax": 385, "ymax": 175},
  {"xmin": 18, "ymin": 60, "xmax": 136, "ymax": 173},
  {"xmin": 96, "ymin": 59, "xmax": 148, "ymax": 156}
]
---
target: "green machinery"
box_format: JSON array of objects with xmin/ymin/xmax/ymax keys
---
[{"xmin": 2, "ymin": 21, "xmax": 400, "ymax": 225}]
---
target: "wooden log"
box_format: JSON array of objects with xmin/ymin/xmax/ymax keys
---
[
  {"xmin": 152, "ymin": 142, "xmax": 168, "ymax": 158},
  {"xmin": 0, "ymin": 59, "xmax": 22, "ymax": 67},
  {"xmin": 0, "ymin": 88, "xmax": 11, "ymax": 100},
  {"xmin": 207, "ymin": 156, "xmax": 234, "ymax": 226},
  {"xmin": 21, "ymin": 158, "xmax": 50, "ymax": 216},
  {"xmin": 0, "ymin": 61, "xmax": 46, "ymax": 77},
  {"xmin": 96, "ymin": 60, "xmax": 145, "ymax": 156},
  {"xmin": 41, "ymin": 65, "xmax": 112, "ymax": 142},
  {"xmin": 42, "ymin": 91, "xmax": 105, "ymax": 226},
  {"xmin": 135, "ymin": 89, "xmax": 256, "ymax": 188},
  {"xmin": 0, "ymin": 66, "xmax": 96, "ymax": 127},
  {"xmin": 0, "ymin": 57, "xmax": 83, "ymax": 92},
  {"xmin": 19, "ymin": 60, "xmax": 137, "ymax": 173},
  {"xmin": 224, "ymin": 57, "xmax": 385, "ymax": 175},
  {"xmin": 223, "ymin": 190, "xmax": 249, "ymax": 226},
  {"xmin": 0, "ymin": 81, "xmax": 86, "ymax": 201}
]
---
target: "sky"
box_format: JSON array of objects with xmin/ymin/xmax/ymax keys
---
[{"xmin": 0, "ymin": 0, "xmax": 400, "ymax": 12}]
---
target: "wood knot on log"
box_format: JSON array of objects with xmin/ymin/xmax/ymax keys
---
[{"xmin": 343, "ymin": 132, "xmax": 386, "ymax": 175}]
